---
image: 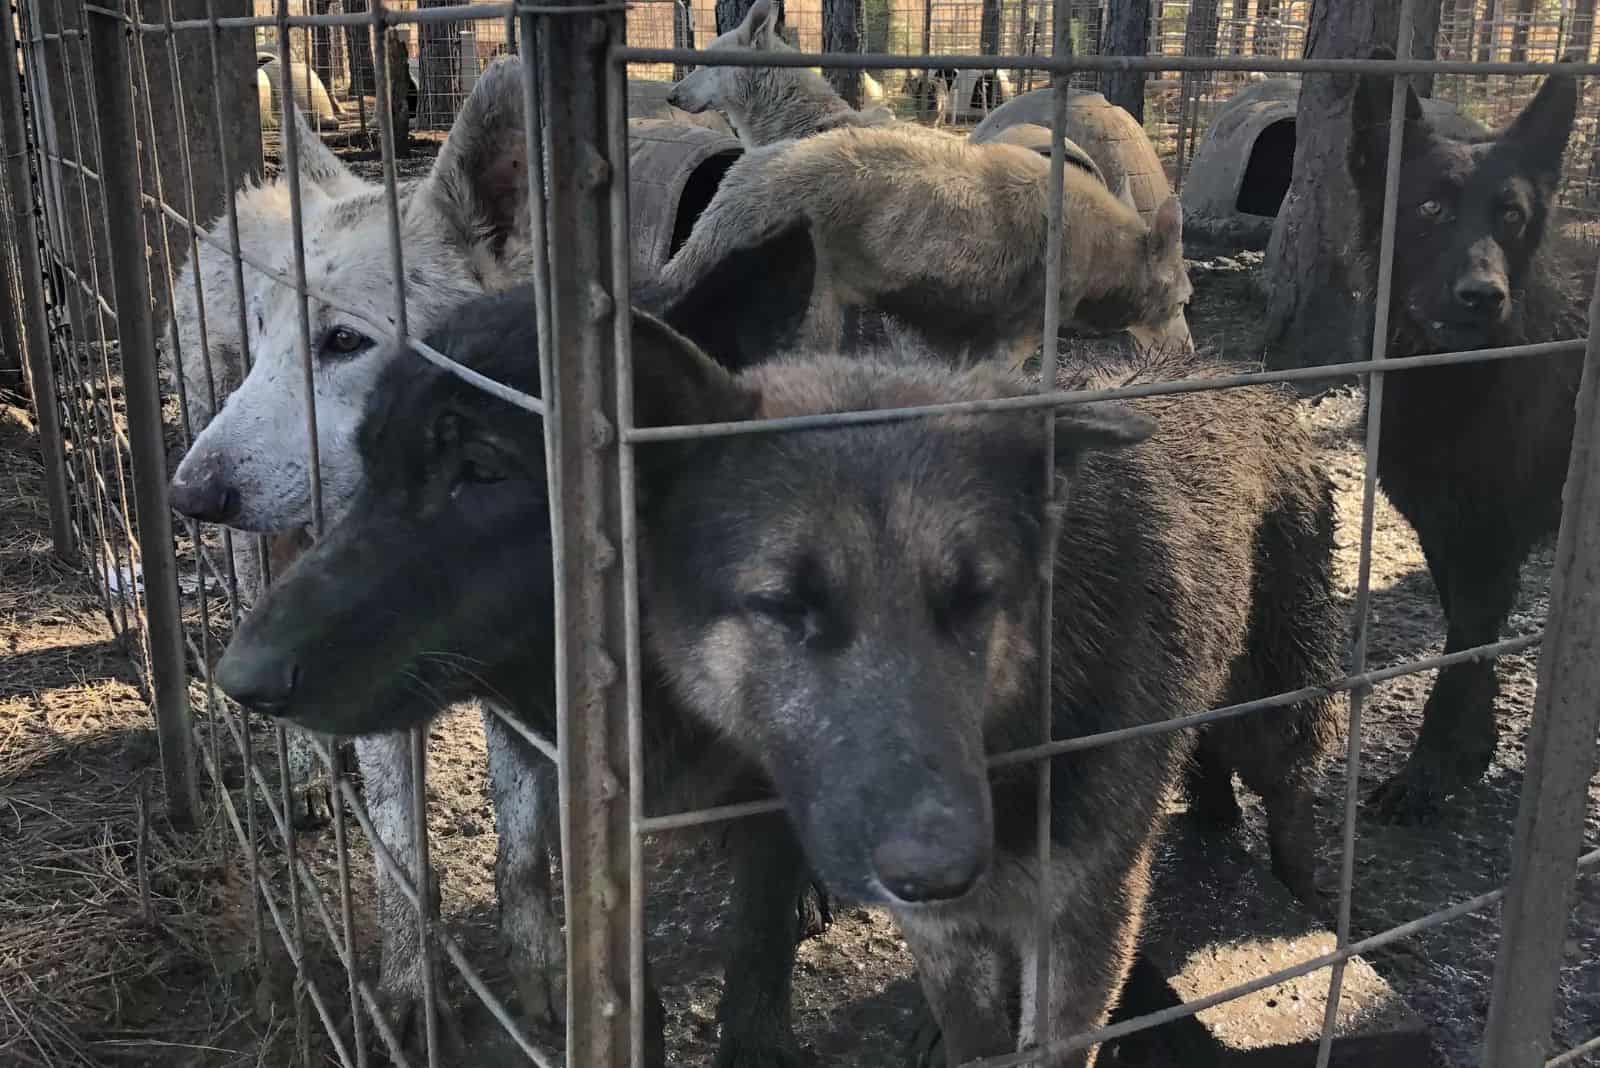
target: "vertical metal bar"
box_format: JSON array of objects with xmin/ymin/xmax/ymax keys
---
[
  {"xmin": 1313, "ymin": 8, "xmax": 1416, "ymax": 1065},
  {"xmin": 408, "ymin": 726, "xmax": 440, "ymax": 1067},
  {"xmin": 538, "ymin": 0, "xmax": 633, "ymax": 1062},
  {"xmin": 604, "ymin": 37, "xmax": 646, "ymax": 1068},
  {"xmin": 83, "ymin": 0, "xmax": 199, "ymax": 827},
  {"xmin": 1029, "ymin": 0, "xmax": 1069, "ymax": 1053},
  {"xmin": 1481, "ymin": 239, "xmax": 1600, "ymax": 1067},
  {"xmin": 201, "ymin": 0, "xmax": 265, "ymax": 963},
  {"xmin": 0, "ymin": 133, "xmax": 26, "ymax": 395},
  {"xmin": 0, "ymin": 0, "xmax": 73, "ymax": 560},
  {"xmin": 367, "ymin": 3, "xmax": 443, "ymax": 1060}
]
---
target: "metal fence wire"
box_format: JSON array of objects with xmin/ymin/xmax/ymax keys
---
[{"xmin": 7, "ymin": 0, "xmax": 1600, "ymax": 1062}]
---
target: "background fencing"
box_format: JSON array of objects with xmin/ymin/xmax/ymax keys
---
[{"xmin": 4, "ymin": 0, "xmax": 1600, "ymax": 1065}]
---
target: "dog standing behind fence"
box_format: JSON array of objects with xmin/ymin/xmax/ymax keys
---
[
  {"xmin": 629, "ymin": 344, "xmax": 1341, "ymax": 1066},
  {"xmin": 666, "ymin": 0, "xmax": 896, "ymax": 146},
  {"xmin": 1346, "ymin": 51, "xmax": 1590, "ymax": 825},
  {"xmin": 161, "ymin": 57, "xmax": 561, "ymax": 1047},
  {"xmin": 213, "ymin": 222, "xmax": 844, "ymax": 1066}
]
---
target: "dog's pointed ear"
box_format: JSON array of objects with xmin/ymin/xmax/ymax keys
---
[
  {"xmin": 1053, "ymin": 403, "xmax": 1156, "ymax": 468},
  {"xmin": 643, "ymin": 217, "xmax": 817, "ymax": 373},
  {"xmin": 736, "ymin": 0, "xmax": 776, "ymax": 46},
  {"xmin": 630, "ymin": 310, "xmax": 760, "ymax": 434},
  {"xmin": 1147, "ymin": 196, "xmax": 1182, "ymax": 257},
  {"xmin": 424, "ymin": 56, "xmax": 530, "ymax": 258},
  {"xmin": 288, "ymin": 105, "xmax": 362, "ymax": 197},
  {"xmin": 1498, "ymin": 57, "xmax": 1579, "ymax": 186},
  {"xmin": 1350, "ymin": 46, "xmax": 1426, "ymax": 196}
]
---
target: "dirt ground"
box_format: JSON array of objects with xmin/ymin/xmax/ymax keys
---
[{"xmin": 4, "ymin": 215, "xmax": 1600, "ymax": 1064}]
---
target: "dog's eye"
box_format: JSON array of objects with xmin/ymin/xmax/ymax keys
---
[
  {"xmin": 1417, "ymin": 200, "xmax": 1443, "ymax": 219},
  {"xmin": 936, "ymin": 562, "xmax": 994, "ymax": 630},
  {"xmin": 743, "ymin": 591, "xmax": 824, "ymax": 642},
  {"xmin": 1502, "ymin": 206, "xmax": 1525, "ymax": 226},
  {"xmin": 320, "ymin": 326, "xmax": 373, "ymax": 359},
  {"xmin": 456, "ymin": 442, "xmax": 508, "ymax": 486}
]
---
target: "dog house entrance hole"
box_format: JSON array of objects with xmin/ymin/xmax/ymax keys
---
[
  {"xmin": 670, "ymin": 151, "xmax": 741, "ymax": 258},
  {"xmin": 1236, "ymin": 118, "xmax": 1295, "ymax": 217}
]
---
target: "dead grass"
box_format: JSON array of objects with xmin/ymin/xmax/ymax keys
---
[{"xmin": 0, "ymin": 393, "xmax": 266, "ymax": 1068}]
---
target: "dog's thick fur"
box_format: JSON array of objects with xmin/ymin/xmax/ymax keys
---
[
  {"xmin": 162, "ymin": 58, "xmax": 555, "ymax": 1047},
  {"xmin": 667, "ymin": 0, "xmax": 895, "ymax": 146},
  {"xmin": 659, "ymin": 123, "xmax": 1195, "ymax": 366},
  {"xmin": 213, "ymin": 226, "xmax": 829, "ymax": 1066},
  {"xmin": 1348, "ymin": 50, "xmax": 1589, "ymax": 823},
  {"xmin": 214, "ymin": 264, "xmax": 1339, "ymax": 1067},
  {"xmin": 635, "ymin": 348, "xmax": 1340, "ymax": 1066}
]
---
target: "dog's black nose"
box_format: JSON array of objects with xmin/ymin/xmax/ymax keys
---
[
  {"xmin": 170, "ymin": 469, "xmax": 240, "ymax": 524},
  {"xmin": 1454, "ymin": 275, "xmax": 1508, "ymax": 315},
  {"xmin": 871, "ymin": 795, "xmax": 990, "ymax": 903},
  {"xmin": 215, "ymin": 645, "xmax": 299, "ymax": 717}
]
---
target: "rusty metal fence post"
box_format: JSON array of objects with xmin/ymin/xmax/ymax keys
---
[
  {"xmin": 84, "ymin": 0, "xmax": 199, "ymax": 829},
  {"xmin": 1480, "ymin": 258, "xmax": 1600, "ymax": 1066},
  {"xmin": 0, "ymin": 0, "xmax": 74, "ymax": 559},
  {"xmin": 535, "ymin": 0, "xmax": 636, "ymax": 1062}
]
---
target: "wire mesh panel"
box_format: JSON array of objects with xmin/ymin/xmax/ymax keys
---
[{"xmin": 5, "ymin": 0, "xmax": 1600, "ymax": 1065}]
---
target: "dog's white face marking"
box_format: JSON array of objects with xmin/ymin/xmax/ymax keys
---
[{"xmin": 167, "ymin": 57, "xmax": 531, "ymax": 534}]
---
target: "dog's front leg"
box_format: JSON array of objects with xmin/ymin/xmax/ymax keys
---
[
  {"xmin": 713, "ymin": 813, "xmax": 814, "ymax": 1068},
  {"xmin": 482, "ymin": 703, "xmax": 566, "ymax": 1028},
  {"xmin": 896, "ymin": 911, "xmax": 1015, "ymax": 1067},
  {"xmin": 1013, "ymin": 851, "xmax": 1150, "ymax": 1068},
  {"xmin": 356, "ymin": 731, "xmax": 455, "ymax": 1053}
]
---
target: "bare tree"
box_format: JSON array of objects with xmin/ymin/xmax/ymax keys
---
[
  {"xmin": 1104, "ymin": 0, "xmax": 1151, "ymax": 120},
  {"xmin": 1571, "ymin": 0, "xmax": 1598, "ymax": 59},
  {"xmin": 1508, "ymin": 0, "xmax": 1536, "ymax": 62},
  {"xmin": 418, "ymin": 0, "xmax": 461, "ymax": 128},
  {"xmin": 1412, "ymin": 0, "xmax": 1443, "ymax": 97},
  {"xmin": 1173, "ymin": 0, "xmax": 1221, "ymax": 178},
  {"xmin": 1261, "ymin": 0, "xmax": 1404, "ymax": 370},
  {"xmin": 824, "ymin": 0, "xmax": 864, "ymax": 107}
]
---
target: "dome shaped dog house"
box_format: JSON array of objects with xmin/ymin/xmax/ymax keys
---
[
  {"xmin": 627, "ymin": 119, "xmax": 744, "ymax": 281},
  {"xmin": 970, "ymin": 88, "xmax": 1172, "ymax": 227},
  {"xmin": 1180, "ymin": 78, "xmax": 1488, "ymax": 251}
]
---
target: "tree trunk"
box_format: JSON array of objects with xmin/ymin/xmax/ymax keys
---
[
  {"xmin": 1477, "ymin": 0, "xmax": 1498, "ymax": 64},
  {"xmin": 1508, "ymin": 0, "xmax": 1535, "ymax": 61},
  {"xmin": 418, "ymin": 0, "xmax": 460, "ymax": 129},
  {"xmin": 824, "ymin": 0, "xmax": 864, "ymax": 107},
  {"xmin": 1570, "ymin": 0, "xmax": 1597, "ymax": 58},
  {"xmin": 980, "ymin": 0, "xmax": 1003, "ymax": 53},
  {"xmin": 310, "ymin": 0, "xmax": 335, "ymax": 103},
  {"xmin": 345, "ymin": 1, "xmax": 375, "ymax": 97},
  {"xmin": 1262, "ymin": 0, "xmax": 1403, "ymax": 372},
  {"xmin": 1173, "ymin": 0, "xmax": 1221, "ymax": 179},
  {"xmin": 1411, "ymin": 0, "xmax": 1442, "ymax": 97},
  {"xmin": 1104, "ymin": 0, "xmax": 1150, "ymax": 121}
]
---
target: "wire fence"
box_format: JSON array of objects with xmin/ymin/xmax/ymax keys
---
[{"xmin": 6, "ymin": 0, "xmax": 1600, "ymax": 1065}]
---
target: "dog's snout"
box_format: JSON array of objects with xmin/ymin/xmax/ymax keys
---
[
  {"xmin": 215, "ymin": 643, "xmax": 299, "ymax": 717},
  {"xmin": 1453, "ymin": 274, "xmax": 1508, "ymax": 315},
  {"xmin": 170, "ymin": 461, "xmax": 240, "ymax": 524},
  {"xmin": 666, "ymin": 85, "xmax": 681, "ymax": 107},
  {"xmin": 871, "ymin": 793, "xmax": 990, "ymax": 903}
]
